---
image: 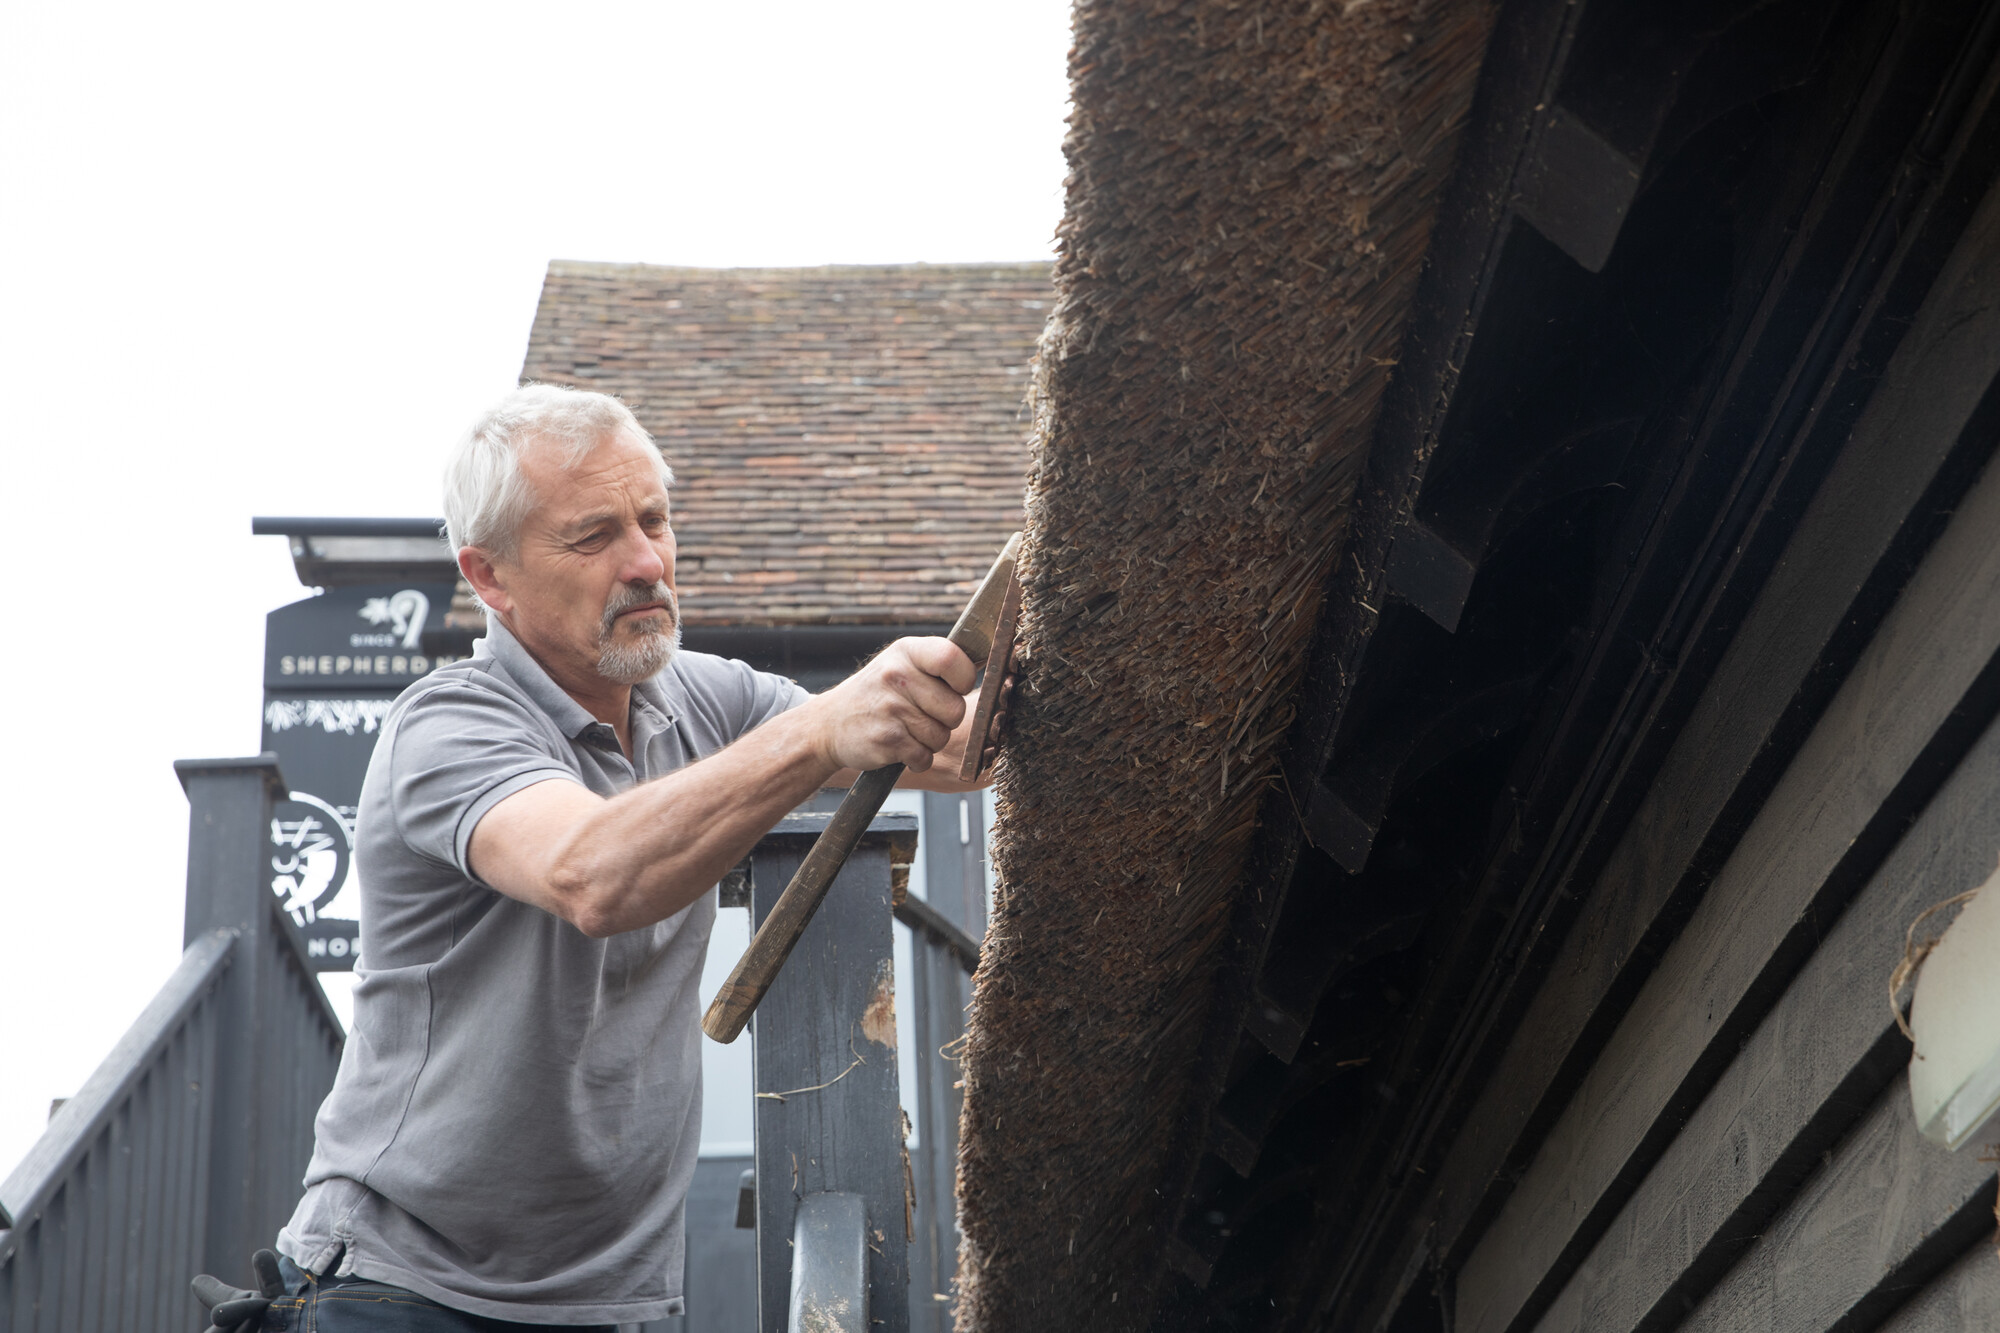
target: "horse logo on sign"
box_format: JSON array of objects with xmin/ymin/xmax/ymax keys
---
[{"xmin": 270, "ymin": 790, "xmax": 353, "ymax": 926}]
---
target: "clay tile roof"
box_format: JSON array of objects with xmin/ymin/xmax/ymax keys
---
[{"xmin": 518, "ymin": 261, "xmax": 1052, "ymax": 627}]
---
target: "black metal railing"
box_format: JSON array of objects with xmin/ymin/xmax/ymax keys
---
[
  {"xmin": 0, "ymin": 756, "xmax": 344, "ymax": 1333},
  {"xmin": 0, "ymin": 932, "xmax": 229, "ymax": 1330}
]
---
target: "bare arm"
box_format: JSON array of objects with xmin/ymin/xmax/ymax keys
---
[{"xmin": 468, "ymin": 637, "xmax": 977, "ymax": 937}]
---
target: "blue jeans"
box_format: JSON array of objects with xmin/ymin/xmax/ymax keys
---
[{"xmin": 265, "ymin": 1255, "xmax": 617, "ymax": 1332}]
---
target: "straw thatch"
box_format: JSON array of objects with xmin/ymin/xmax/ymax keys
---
[{"xmin": 954, "ymin": 0, "xmax": 1496, "ymax": 1325}]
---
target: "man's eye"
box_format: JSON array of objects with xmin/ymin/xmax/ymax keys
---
[
  {"xmin": 574, "ymin": 531, "xmax": 610, "ymax": 551},
  {"xmin": 642, "ymin": 514, "xmax": 670, "ymax": 534}
]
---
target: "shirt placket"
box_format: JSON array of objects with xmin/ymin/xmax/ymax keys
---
[
  {"xmin": 628, "ymin": 694, "xmax": 681, "ymax": 783},
  {"xmin": 578, "ymin": 722, "xmax": 633, "ymax": 790}
]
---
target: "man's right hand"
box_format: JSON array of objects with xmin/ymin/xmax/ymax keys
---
[{"xmin": 806, "ymin": 637, "xmax": 976, "ymax": 774}]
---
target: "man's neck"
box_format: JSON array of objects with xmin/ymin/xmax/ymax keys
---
[{"xmin": 498, "ymin": 614, "xmax": 635, "ymax": 754}]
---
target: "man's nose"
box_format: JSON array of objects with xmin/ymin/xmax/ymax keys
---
[{"xmin": 616, "ymin": 526, "xmax": 668, "ymax": 586}]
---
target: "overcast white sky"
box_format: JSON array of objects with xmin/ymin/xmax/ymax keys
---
[{"xmin": 0, "ymin": 1, "xmax": 1069, "ymax": 1181}]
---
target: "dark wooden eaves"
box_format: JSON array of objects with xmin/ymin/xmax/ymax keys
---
[{"xmin": 1143, "ymin": 0, "xmax": 2000, "ymax": 1328}]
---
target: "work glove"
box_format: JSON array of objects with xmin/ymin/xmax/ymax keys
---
[{"xmin": 191, "ymin": 1248, "xmax": 285, "ymax": 1333}]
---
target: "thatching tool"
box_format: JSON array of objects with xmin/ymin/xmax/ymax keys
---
[{"xmin": 703, "ymin": 532, "xmax": 1023, "ymax": 1044}]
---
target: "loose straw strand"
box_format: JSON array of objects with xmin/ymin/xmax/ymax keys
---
[{"xmin": 756, "ymin": 1028, "xmax": 868, "ymax": 1102}]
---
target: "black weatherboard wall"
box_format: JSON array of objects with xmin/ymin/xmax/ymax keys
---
[{"xmin": 1151, "ymin": 0, "xmax": 2000, "ymax": 1328}]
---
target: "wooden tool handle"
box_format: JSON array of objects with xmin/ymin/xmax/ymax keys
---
[
  {"xmin": 702, "ymin": 533, "xmax": 1023, "ymax": 1044},
  {"xmin": 702, "ymin": 764, "xmax": 903, "ymax": 1043}
]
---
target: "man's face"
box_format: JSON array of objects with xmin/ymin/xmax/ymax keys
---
[{"xmin": 499, "ymin": 430, "xmax": 680, "ymax": 688}]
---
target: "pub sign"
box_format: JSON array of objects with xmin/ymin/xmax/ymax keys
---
[{"xmin": 261, "ymin": 582, "xmax": 464, "ymax": 970}]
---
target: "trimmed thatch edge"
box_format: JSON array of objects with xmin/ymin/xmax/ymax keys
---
[{"xmin": 952, "ymin": 1, "xmax": 1500, "ymax": 1327}]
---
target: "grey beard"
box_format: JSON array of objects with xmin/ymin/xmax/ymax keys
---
[{"xmin": 596, "ymin": 583, "xmax": 680, "ymax": 684}]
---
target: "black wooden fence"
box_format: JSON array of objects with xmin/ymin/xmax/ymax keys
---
[
  {"xmin": 673, "ymin": 792, "xmax": 985, "ymax": 1333},
  {"xmin": 0, "ymin": 756, "xmax": 344, "ymax": 1333}
]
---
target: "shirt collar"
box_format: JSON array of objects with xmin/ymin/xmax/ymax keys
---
[
  {"xmin": 633, "ymin": 672, "xmax": 677, "ymax": 725},
  {"xmin": 476, "ymin": 616, "xmax": 680, "ymax": 739},
  {"xmin": 475, "ymin": 617, "xmax": 602, "ymax": 740}
]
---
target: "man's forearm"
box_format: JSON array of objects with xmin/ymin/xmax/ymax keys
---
[
  {"xmin": 472, "ymin": 635, "xmax": 983, "ymax": 935},
  {"xmin": 545, "ymin": 707, "xmax": 838, "ymax": 936}
]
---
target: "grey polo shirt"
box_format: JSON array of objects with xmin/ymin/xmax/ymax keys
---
[{"xmin": 277, "ymin": 618, "xmax": 809, "ymax": 1325}]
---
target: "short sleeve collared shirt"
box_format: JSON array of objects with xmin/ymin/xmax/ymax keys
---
[{"xmin": 278, "ymin": 618, "xmax": 808, "ymax": 1325}]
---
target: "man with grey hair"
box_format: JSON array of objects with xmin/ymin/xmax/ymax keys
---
[{"xmin": 226, "ymin": 384, "xmax": 1009, "ymax": 1331}]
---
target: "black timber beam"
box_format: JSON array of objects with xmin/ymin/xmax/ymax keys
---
[{"xmin": 1310, "ymin": 5, "xmax": 2000, "ymax": 1329}]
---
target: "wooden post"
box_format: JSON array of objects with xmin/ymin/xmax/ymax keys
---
[
  {"xmin": 174, "ymin": 754, "xmax": 286, "ymax": 1283},
  {"xmin": 751, "ymin": 812, "xmax": 917, "ymax": 1333},
  {"xmin": 789, "ymin": 1192, "xmax": 869, "ymax": 1333},
  {"xmin": 906, "ymin": 792, "xmax": 988, "ymax": 1330}
]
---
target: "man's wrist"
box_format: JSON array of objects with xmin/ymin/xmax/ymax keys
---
[{"xmin": 789, "ymin": 693, "xmax": 847, "ymax": 779}]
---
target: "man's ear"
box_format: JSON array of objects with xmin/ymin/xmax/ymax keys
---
[{"xmin": 458, "ymin": 547, "xmax": 514, "ymax": 618}]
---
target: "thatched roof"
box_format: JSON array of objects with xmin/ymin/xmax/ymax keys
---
[
  {"xmin": 955, "ymin": 1, "xmax": 1497, "ymax": 1325},
  {"xmin": 520, "ymin": 261, "xmax": 1050, "ymax": 626}
]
